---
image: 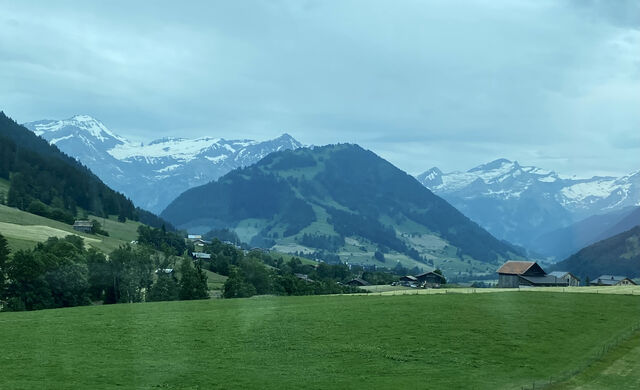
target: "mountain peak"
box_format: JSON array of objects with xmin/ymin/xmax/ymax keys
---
[{"xmin": 468, "ymin": 158, "xmax": 516, "ymax": 172}]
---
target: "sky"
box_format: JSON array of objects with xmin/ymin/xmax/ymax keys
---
[{"xmin": 1, "ymin": 0, "xmax": 639, "ymax": 177}]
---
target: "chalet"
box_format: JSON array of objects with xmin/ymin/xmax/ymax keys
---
[
  {"xmin": 191, "ymin": 252, "xmax": 212, "ymax": 260},
  {"xmin": 346, "ymin": 278, "xmax": 370, "ymax": 286},
  {"xmin": 590, "ymin": 275, "xmax": 637, "ymax": 286},
  {"xmin": 187, "ymin": 234, "xmax": 202, "ymax": 241},
  {"xmin": 415, "ymin": 271, "xmax": 446, "ymax": 287},
  {"xmin": 72, "ymin": 220, "xmax": 93, "ymax": 233},
  {"xmin": 497, "ymin": 261, "xmax": 569, "ymax": 288},
  {"xmin": 548, "ymin": 271, "xmax": 581, "ymax": 287}
]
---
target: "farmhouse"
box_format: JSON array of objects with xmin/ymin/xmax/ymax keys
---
[
  {"xmin": 72, "ymin": 220, "xmax": 93, "ymax": 233},
  {"xmin": 346, "ymin": 278, "xmax": 369, "ymax": 286},
  {"xmin": 497, "ymin": 261, "xmax": 569, "ymax": 288},
  {"xmin": 589, "ymin": 275, "xmax": 637, "ymax": 286},
  {"xmin": 548, "ymin": 271, "xmax": 581, "ymax": 287}
]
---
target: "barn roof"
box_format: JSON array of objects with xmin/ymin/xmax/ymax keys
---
[
  {"xmin": 519, "ymin": 275, "xmax": 569, "ymax": 286},
  {"xmin": 548, "ymin": 271, "xmax": 580, "ymax": 280},
  {"xmin": 415, "ymin": 271, "xmax": 445, "ymax": 280},
  {"xmin": 347, "ymin": 278, "xmax": 369, "ymax": 286},
  {"xmin": 497, "ymin": 261, "xmax": 539, "ymax": 275},
  {"xmin": 592, "ymin": 275, "xmax": 636, "ymax": 285}
]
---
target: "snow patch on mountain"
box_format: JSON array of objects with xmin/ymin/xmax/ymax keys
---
[
  {"xmin": 416, "ymin": 158, "xmax": 639, "ymax": 252},
  {"xmin": 24, "ymin": 115, "xmax": 304, "ymax": 213}
]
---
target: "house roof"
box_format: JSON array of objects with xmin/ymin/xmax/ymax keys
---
[
  {"xmin": 415, "ymin": 271, "xmax": 445, "ymax": 281},
  {"xmin": 592, "ymin": 275, "xmax": 636, "ymax": 285},
  {"xmin": 347, "ymin": 278, "xmax": 369, "ymax": 286},
  {"xmin": 519, "ymin": 275, "xmax": 569, "ymax": 286},
  {"xmin": 497, "ymin": 261, "xmax": 539, "ymax": 275},
  {"xmin": 73, "ymin": 220, "xmax": 93, "ymax": 227},
  {"xmin": 548, "ymin": 271, "xmax": 580, "ymax": 280},
  {"xmin": 294, "ymin": 273, "xmax": 315, "ymax": 283},
  {"xmin": 400, "ymin": 275, "xmax": 418, "ymax": 281},
  {"xmin": 192, "ymin": 252, "xmax": 211, "ymax": 259}
]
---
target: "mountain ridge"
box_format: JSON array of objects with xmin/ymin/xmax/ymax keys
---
[
  {"xmin": 417, "ymin": 158, "xmax": 640, "ymax": 258},
  {"xmin": 23, "ymin": 115, "xmax": 303, "ymax": 213},
  {"xmin": 162, "ymin": 143, "xmax": 525, "ymax": 277}
]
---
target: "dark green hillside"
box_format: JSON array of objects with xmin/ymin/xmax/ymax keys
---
[
  {"xmin": 554, "ymin": 225, "xmax": 640, "ymax": 279},
  {"xmin": 0, "ymin": 111, "xmax": 167, "ymax": 228},
  {"xmin": 162, "ymin": 144, "xmax": 523, "ymax": 275}
]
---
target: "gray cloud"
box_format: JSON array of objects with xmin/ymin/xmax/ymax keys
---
[{"xmin": 1, "ymin": 0, "xmax": 638, "ymax": 176}]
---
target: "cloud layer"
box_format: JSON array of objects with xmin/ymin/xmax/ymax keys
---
[{"xmin": 1, "ymin": 0, "xmax": 639, "ymax": 176}]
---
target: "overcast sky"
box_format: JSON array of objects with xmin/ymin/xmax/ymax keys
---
[{"xmin": 1, "ymin": 0, "xmax": 639, "ymax": 177}]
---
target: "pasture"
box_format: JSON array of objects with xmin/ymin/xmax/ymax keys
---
[
  {"xmin": 0, "ymin": 204, "xmax": 142, "ymax": 253},
  {"xmin": 1, "ymin": 292, "xmax": 640, "ymax": 389}
]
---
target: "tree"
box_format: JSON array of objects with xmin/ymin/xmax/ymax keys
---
[
  {"xmin": 0, "ymin": 233, "xmax": 10, "ymax": 299},
  {"xmin": 178, "ymin": 258, "xmax": 209, "ymax": 300},
  {"xmin": 108, "ymin": 245, "xmax": 154, "ymax": 303},
  {"xmin": 433, "ymin": 268, "xmax": 447, "ymax": 284},
  {"xmin": 222, "ymin": 267, "xmax": 256, "ymax": 298},
  {"xmin": 148, "ymin": 272, "xmax": 179, "ymax": 302}
]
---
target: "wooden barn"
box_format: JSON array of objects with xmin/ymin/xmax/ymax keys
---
[
  {"xmin": 72, "ymin": 220, "xmax": 93, "ymax": 233},
  {"xmin": 399, "ymin": 275, "xmax": 418, "ymax": 286},
  {"xmin": 548, "ymin": 271, "xmax": 581, "ymax": 287},
  {"xmin": 346, "ymin": 278, "xmax": 369, "ymax": 286},
  {"xmin": 497, "ymin": 261, "xmax": 569, "ymax": 288},
  {"xmin": 415, "ymin": 271, "xmax": 446, "ymax": 287},
  {"xmin": 590, "ymin": 275, "xmax": 637, "ymax": 286}
]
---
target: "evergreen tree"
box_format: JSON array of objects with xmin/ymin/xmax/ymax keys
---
[
  {"xmin": 0, "ymin": 233, "xmax": 9, "ymax": 299},
  {"xmin": 222, "ymin": 267, "xmax": 256, "ymax": 298},
  {"xmin": 178, "ymin": 258, "xmax": 209, "ymax": 300},
  {"xmin": 147, "ymin": 272, "xmax": 180, "ymax": 302}
]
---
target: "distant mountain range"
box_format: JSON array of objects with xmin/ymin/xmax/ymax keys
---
[
  {"xmin": 0, "ymin": 111, "xmax": 166, "ymax": 229},
  {"xmin": 162, "ymin": 144, "xmax": 525, "ymax": 277},
  {"xmin": 552, "ymin": 225, "xmax": 640, "ymax": 279},
  {"xmin": 24, "ymin": 115, "xmax": 303, "ymax": 213},
  {"xmin": 417, "ymin": 159, "xmax": 640, "ymax": 258}
]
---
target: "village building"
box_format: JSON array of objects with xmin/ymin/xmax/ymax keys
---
[
  {"xmin": 548, "ymin": 271, "xmax": 581, "ymax": 287},
  {"xmin": 415, "ymin": 271, "xmax": 446, "ymax": 287},
  {"xmin": 72, "ymin": 220, "xmax": 93, "ymax": 233},
  {"xmin": 346, "ymin": 278, "xmax": 369, "ymax": 286},
  {"xmin": 187, "ymin": 234, "xmax": 202, "ymax": 241},
  {"xmin": 191, "ymin": 252, "xmax": 212, "ymax": 260},
  {"xmin": 497, "ymin": 261, "xmax": 569, "ymax": 288},
  {"xmin": 589, "ymin": 275, "xmax": 637, "ymax": 286}
]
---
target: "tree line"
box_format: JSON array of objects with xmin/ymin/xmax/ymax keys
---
[{"xmin": 0, "ymin": 232, "xmax": 208, "ymax": 312}]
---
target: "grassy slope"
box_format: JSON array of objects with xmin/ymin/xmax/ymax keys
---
[
  {"xmin": 1, "ymin": 292, "xmax": 640, "ymax": 389},
  {"xmin": 0, "ymin": 204, "xmax": 142, "ymax": 253}
]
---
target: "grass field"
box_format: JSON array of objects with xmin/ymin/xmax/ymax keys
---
[
  {"xmin": 1, "ymin": 292, "xmax": 640, "ymax": 389},
  {"xmin": 0, "ymin": 204, "xmax": 143, "ymax": 253}
]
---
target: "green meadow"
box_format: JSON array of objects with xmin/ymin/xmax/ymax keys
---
[
  {"xmin": 0, "ymin": 204, "xmax": 142, "ymax": 253},
  {"xmin": 2, "ymin": 292, "xmax": 640, "ymax": 389}
]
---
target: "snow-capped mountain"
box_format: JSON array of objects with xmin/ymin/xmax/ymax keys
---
[
  {"xmin": 417, "ymin": 159, "xmax": 640, "ymax": 257},
  {"xmin": 24, "ymin": 115, "xmax": 303, "ymax": 213}
]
